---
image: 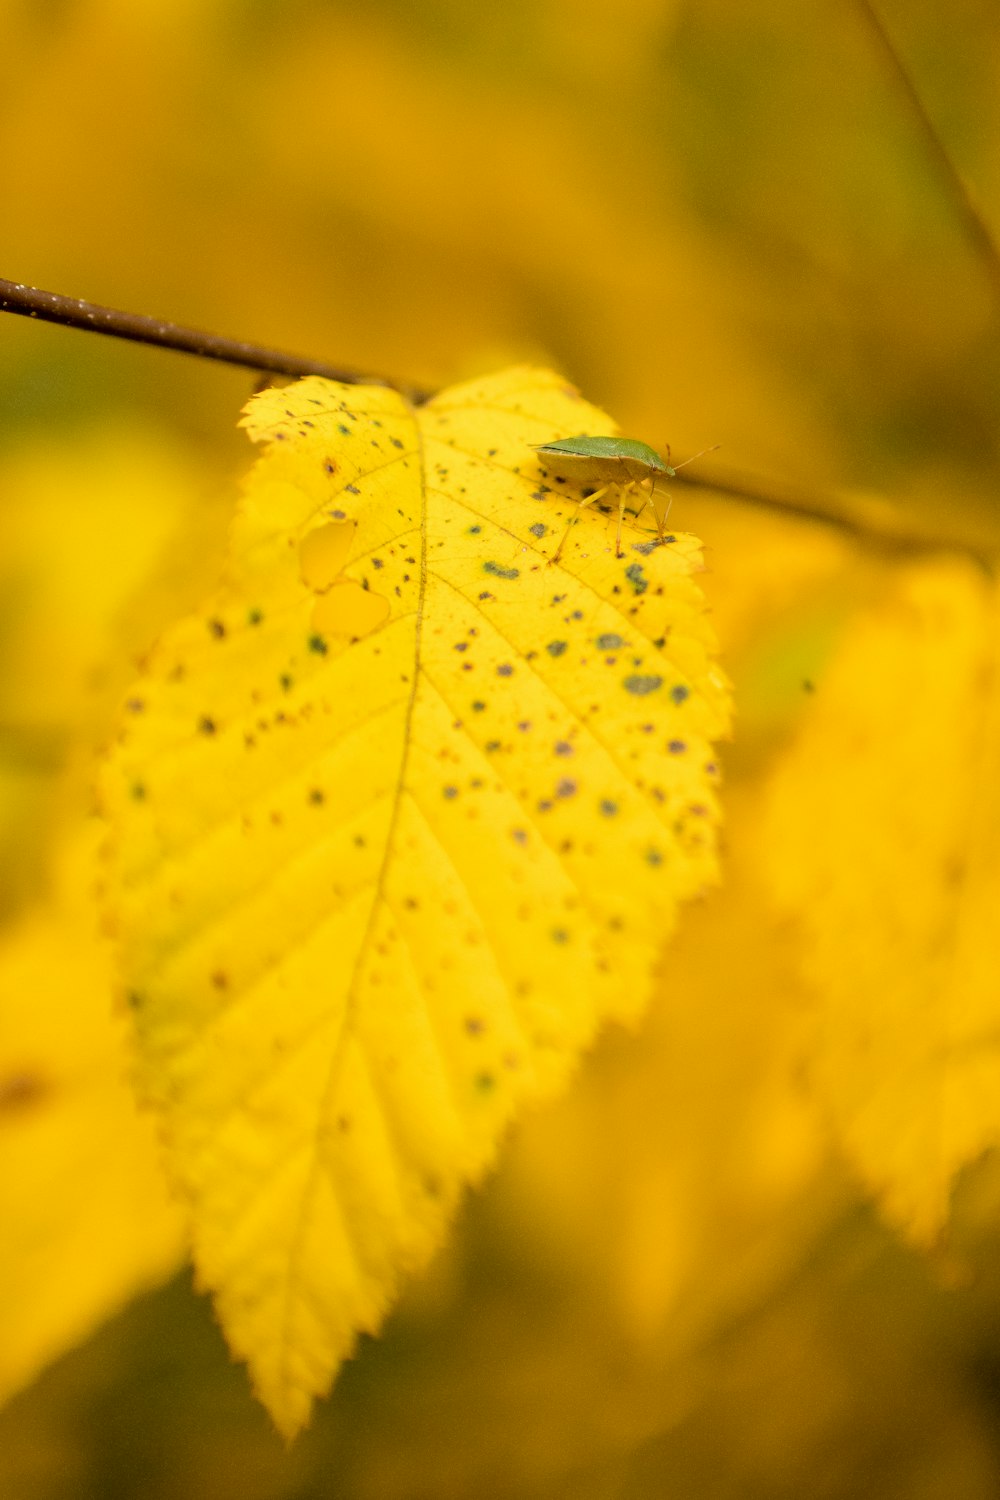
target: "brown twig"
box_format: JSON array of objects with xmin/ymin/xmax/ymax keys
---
[
  {"xmin": 675, "ymin": 465, "xmax": 996, "ymax": 573},
  {"xmin": 855, "ymin": 0, "xmax": 1000, "ymax": 305},
  {"xmin": 2, "ymin": 278, "xmax": 994, "ymax": 567},
  {"xmin": 0, "ymin": 279, "xmax": 431, "ymax": 401}
]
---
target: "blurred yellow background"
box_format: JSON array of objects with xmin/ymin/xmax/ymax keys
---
[{"xmin": 2, "ymin": 0, "xmax": 1000, "ymax": 1495}]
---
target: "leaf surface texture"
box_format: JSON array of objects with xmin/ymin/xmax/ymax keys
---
[{"xmin": 102, "ymin": 367, "xmax": 729, "ymax": 1434}]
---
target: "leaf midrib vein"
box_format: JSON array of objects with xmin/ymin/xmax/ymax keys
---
[{"xmin": 275, "ymin": 407, "xmax": 429, "ymax": 1410}]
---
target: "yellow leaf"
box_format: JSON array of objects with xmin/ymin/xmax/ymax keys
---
[
  {"xmin": 0, "ymin": 825, "xmax": 185, "ymax": 1408},
  {"xmin": 764, "ymin": 559, "xmax": 1000, "ymax": 1243},
  {"xmin": 101, "ymin": 366, "xmax": 730, "ymax": 1436}
]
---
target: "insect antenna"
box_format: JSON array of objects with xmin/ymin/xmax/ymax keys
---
[{"xmin": 667, "ymin": 444, "xmax": 721, "ymax": 474}]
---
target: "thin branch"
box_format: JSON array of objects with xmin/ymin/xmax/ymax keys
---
[
  {"xmin": 674, "ymin": 465, "xmax": 995, "ymax": 573},
  {"xmin": 855, "ymin": 0, "xmax": 1000, "ymax": 305},
  {"xmin": 0, "ymin": 279, "xmax": 431, "ymax": 401},
  {"xmin": 2, "ymin": 279, "xmax": 993, "ymax": 568}
]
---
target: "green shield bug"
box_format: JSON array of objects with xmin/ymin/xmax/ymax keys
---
[{"xmin": 531, "ymin": 434, "xmax": 716, "ymax": 559}]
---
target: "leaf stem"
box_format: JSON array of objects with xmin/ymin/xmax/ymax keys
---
[
  {"xmin": 855, "ymin": 0, "xmax": 1000, "ymax": 306},
  {"xmin": 0, "ymin": 278, "xmax": 431, "ymax": 401}
]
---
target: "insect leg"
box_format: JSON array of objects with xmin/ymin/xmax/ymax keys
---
[
  {"xmin": 655, "ymin": 489, "xmax": 673, "ymax": 537},
  {"xmin": 551, "ymin": 485, "xmax": 612, "ymax": 562},
  {"xmin": 630, "ymin": 474, "xmax": 657, "ymax": 535},
  {"xmin": 614, "ymin": 482, "xmax": 638, "ymax": 557}
]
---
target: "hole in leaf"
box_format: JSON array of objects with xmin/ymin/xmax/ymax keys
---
[
  {"xmin": 299, "ymin": 519, "xmax": 357, "ymax": 591},
  {"xmin": 312, "ymin": 581, "xmax": 390, "ymax": 639}
]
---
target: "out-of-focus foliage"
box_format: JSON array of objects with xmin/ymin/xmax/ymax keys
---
[
  {"xmin": 0, "ymin": 823, "xmax": 184, "ymax": 1409},
  {"xmin": 2, "ymin": 0, "xmax": 1000, "ymax": 1492},
  {"xmin": 766, "ymin": 560, "xmax": 1000, "ymax": 1245}
]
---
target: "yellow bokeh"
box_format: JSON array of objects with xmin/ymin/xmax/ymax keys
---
[{"xmin": 3, "ymin": 0, "xmax": 1000, "ymax": 1491}]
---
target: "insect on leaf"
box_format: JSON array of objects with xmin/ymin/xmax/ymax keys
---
[{"xmin": 101, "ymin": 366, "xmax": 731, "ymax": 1437}]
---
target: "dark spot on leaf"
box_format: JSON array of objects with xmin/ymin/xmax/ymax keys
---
[
  {"xmin": 483, "ymin": 561, "xmax": 519, "ymax": 580},
  {"xmin": 308, "ymin": 788, "xmax": 325, "ymax": 805},
  {"xmin": 345, "ymin": 483, "xmax": 360, "ymax": 495},
  {"xmin": 632, "ymin": 541, "xmax": 658, "ymax": 554},
  {"xmin": 0, "ymin": 1072, "xmax": 48, "ymax": 1113},
  {"xmin": 465, "ymin": 1016, "xmax": 486, "ymax": 1036},
  {"xmin": 443, "ymin": 785, "xmax": 458, "ymax": 799},
  {"xmin": 550, "ymin": 928, "xmax": 569, "ymax": 944},
  {"xmin": 308, "ymin": 634, "xmax": 328, "ymax": 655},
  {"xmin": 511, "ymin": 828, "xmax": 528, "ymax": 845},
  {"xmin": 600, "ymin": 799, "xmax": 619, "ymax": 817},
  {"xmin": 623, "ymin": 674, "xmax": 663, "ymax": 696},
  {"xmin": 248, "ymin": 607, "xmax": 264, "ymax": 626},
  {"xmin": 198, "ymin": 715, "xmax": 217, "ymax": 735},
  {"xmin": 130, "ymin": 782, "xmax": 146, "ymax": 801},
  {"xmin": 279, "ymin": 673, "xmax": 293, "ymax": 691},
  {"xmin": 529, "ymin": 522, "xmax": 547, "ymax": 538},
  {"xmin": 596, "ymin": 633, "xmax": 625, "ymax": 649},
  {"xmin": 211, "ymin": 971, "xmax": 229, "ymax": 990},
  {"xmin": 496, "ymin": 663, "xmax": 514, "ymax": 677},
  {"xmin": 208, "ymin": 618, "xmax": 226, "ymax": 639},
  {"xmin": 468, "ymin": 525, "xmax": 482, "ymax": 535},
  {"xmin": 475, "ymin": 1072, "xmax": 496, "ymax": 1093},
  {"xmin": 546, "ymin": 640, "xmax": 567, "ymax": 657},
  {"xmin": 554, "ymin": 740, "xmax": 572, "ymax": 756},
  {"xmin": 471, "ymin": 700, "xmax": 487, "ymax": 712},
  {"xmin": 646, "ymin": 848, "xmax": 664, "ymax": 867},
  {"xmin": 625, "ymin": 563, "xmax": 648, "ymax": 594},
  {"xmin": 671, "ymin": 684, "xmax": 690, "ymax": 704},
  {"xmin": 668, "ymin": 739, "xmax": 687, "ymax": 754},
  {"xmin": 125, "ymin": 697, "xmax": 144, "ymax": 713},
  {"xmin": 556, "ymin": 778, "xmax": 577, "ymax": 798}
]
